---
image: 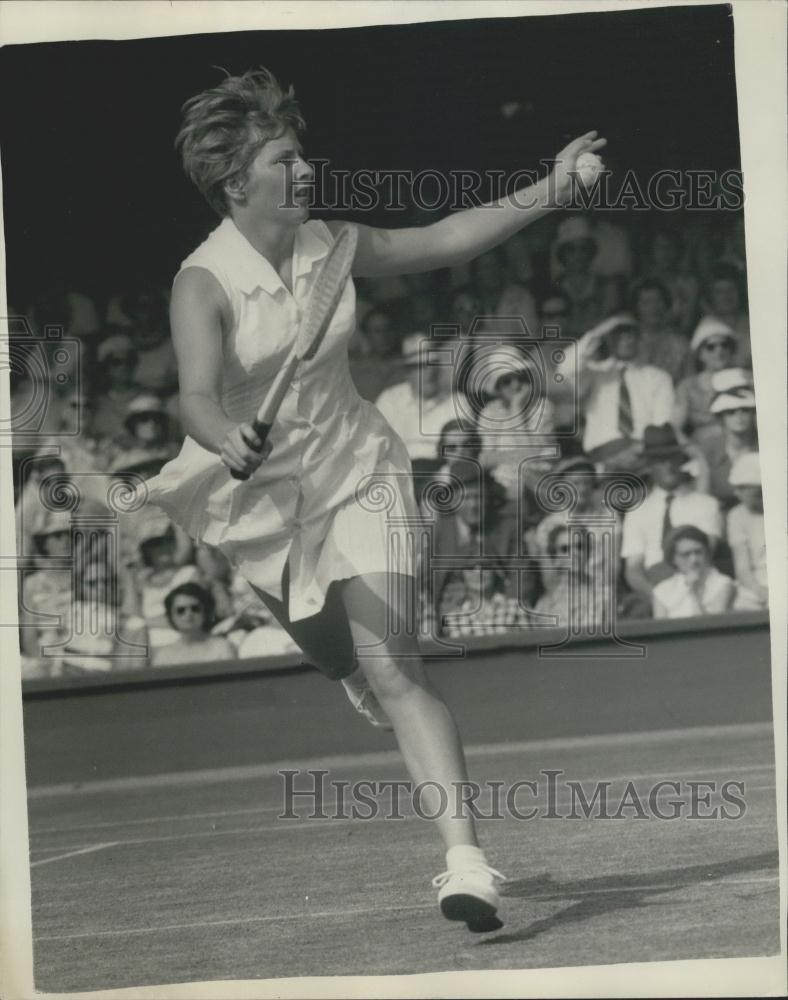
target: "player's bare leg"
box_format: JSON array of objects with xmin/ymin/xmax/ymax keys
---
[{"xmin": 338, "ymin": 571, "xmax": 506, "ymax": 931}]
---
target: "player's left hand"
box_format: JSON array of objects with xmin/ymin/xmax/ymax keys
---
[{"xmin": 550, "ymin": 131, "xmax": 607, "ymax": 205}]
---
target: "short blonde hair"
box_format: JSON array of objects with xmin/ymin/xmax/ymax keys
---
[{"xmin": 176, "ymin": 66, "xmax": 305, "ymax": 216}]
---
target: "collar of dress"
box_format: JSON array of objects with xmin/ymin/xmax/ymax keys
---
[{"xmin": 216, "ymin": 218, "xmax": 330, "ymax": 296}]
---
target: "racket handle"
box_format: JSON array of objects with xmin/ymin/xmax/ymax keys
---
[{"xmin": 229, "ymin": 420, "xmax": 273, "ymax": 481}]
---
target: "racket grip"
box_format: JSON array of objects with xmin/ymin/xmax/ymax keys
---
[{"xmin": 229, "ymin": 420, "xmax": 273, "ymax": 481}]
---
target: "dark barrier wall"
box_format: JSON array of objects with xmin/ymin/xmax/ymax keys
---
[{"xmin": 22, "ymin": 612, "xmax": 772, "ymax": 787}]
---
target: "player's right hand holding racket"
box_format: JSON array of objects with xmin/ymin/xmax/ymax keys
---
[{"xmin": 220, "ymin": 422, "xmax": 273, "ymax": 479}]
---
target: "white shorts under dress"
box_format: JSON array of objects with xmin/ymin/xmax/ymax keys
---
[{"xmin": 143, "ymin": 217, "xmax": 423, "ymax": 622}]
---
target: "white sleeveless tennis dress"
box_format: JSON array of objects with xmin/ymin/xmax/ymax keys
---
[{"xmin": 144, "ymin": 217, "xmax": 421, "ymax": 622}]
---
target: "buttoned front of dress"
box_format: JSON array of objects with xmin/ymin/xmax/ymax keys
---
[{"xmin": 145, "ymin": 218, "xmax": 416, "ymax": 621}]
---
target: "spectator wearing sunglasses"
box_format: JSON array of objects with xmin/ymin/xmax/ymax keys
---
[
  {"xmin": 702, "ymin": 263, "xmax": 751, "ymax": 368},
  {"xmin": 533, "ymin": 525, "xmax": 607, "ymax": 632},
  {"xmin": 131, "ymin": 523, "xmax": 202, "ymax": 650},
  {"xmin": 530, "ymin": 454, "xmax": 619, "ymax": 601},
  {"xmin": 153, "ymin": 583, "xmax": 236, "ymax": 667},
  {"xmin": 672, "ymin": 317, "xmax": 740, "ymax": 436},
  {"xmin": 693, "ymin": 368, "xmax": 758, "ymax": 509},
  {"xmin": 473, "ymin": 344, "xmax": 556, "ymax": 501}
]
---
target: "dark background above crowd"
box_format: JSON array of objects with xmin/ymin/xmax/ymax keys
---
[{"xmin": 0, "ymin": 4, "xmax": 739, "ymax": 302}]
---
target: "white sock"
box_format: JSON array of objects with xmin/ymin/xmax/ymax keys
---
[{"xmin": 446, "ymin": 844, "xmax": 487, "ymax": 871}]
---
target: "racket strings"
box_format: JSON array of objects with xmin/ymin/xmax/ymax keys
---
[{"xmin": 296, "ymin": 226, "xmax": 358, "ymax": 359}]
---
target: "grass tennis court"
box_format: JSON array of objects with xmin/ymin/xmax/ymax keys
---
[{"xmin": 28, "ymin": 719, "xmax": 778, "ymax": 991}]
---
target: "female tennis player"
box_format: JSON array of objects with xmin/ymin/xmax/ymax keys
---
[{"xmin": 146, "ymin": 67, "xmax": 605, "ymax": 932}]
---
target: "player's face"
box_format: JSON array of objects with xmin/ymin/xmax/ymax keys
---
[{"xmin": 241, "ymin": 129, "xmax": 314, "ymax": 225}]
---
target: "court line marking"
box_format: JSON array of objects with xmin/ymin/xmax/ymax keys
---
[
  {"xmin": 30, "ymin": 842, "xmax": 119, "ymax": 868},
  {"xmin": 28, "ymin": 778, "xmax": 776, "ymax": 856},
  {"xmin": 28, "ymin": 763, "xmax": 776, "ymax": 840},
  {"xmin": 27, "ymin": 720, "xmax": 774, "ymax": 799},
  {"xmin": 31, "ymin": 875, "xmax": 779, "ymax": 943}
]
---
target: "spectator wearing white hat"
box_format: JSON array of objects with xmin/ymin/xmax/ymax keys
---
[
  {"xmin": 702, "ymin": 263, "xmax": 751, "ymax": 367},
  {"xmin": 471, "ymin": 343, "xmax": 556, "ymax": 500},
  {"xmin": 672, "ymin": 317, "xmax": 740, "ymax": 436},
  {"xmin": 573, "ymin": 314, "xmax": 675, "ymax": 458},
  {"xmin": 92, "ymin": 331, "xmax": 144, "ymax": 443},
  {"xmin": 726, "ymin": 451, "xmax": 767, "ymax": 607},
  {"xmin": 693, "ymin": 368, "xmax": 758, "ymax": 508},
  {"xmin": 550, "ymin": 217, "xmax": 620, "ymax": 337},
  {"xmin": 374, "ymin": 333, "xmax": 464, "ymax": 461},
  {"xmin": 124, "ymin": 394, "xmax": 177, "ymax": 458}
]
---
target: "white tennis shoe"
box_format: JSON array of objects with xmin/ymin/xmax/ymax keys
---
[
  {"xmin": 340, "ymin": 669, "xmax": 393, "ymax": 731},
  {"xmin": 432, "ymin": 862, "xmax": 507, "ymax": 932}
]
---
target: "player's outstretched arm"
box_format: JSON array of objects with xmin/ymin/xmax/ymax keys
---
[{"xmin": 337, "ymin": 131, "xmax": 606, "ymax": 278}]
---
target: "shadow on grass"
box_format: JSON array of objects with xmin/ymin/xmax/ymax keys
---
[{"xmin": 478, "ymin": 850, "xmax": 779, "ymax": 947}]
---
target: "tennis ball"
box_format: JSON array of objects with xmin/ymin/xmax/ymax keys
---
[{"xmin": 576, "ymin": 151, "xmax": 604, "ymax": 185}]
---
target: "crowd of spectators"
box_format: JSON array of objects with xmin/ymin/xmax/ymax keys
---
[{"xmin": 11, "ymin": 208, "xmax": 767, "ymax": 678}]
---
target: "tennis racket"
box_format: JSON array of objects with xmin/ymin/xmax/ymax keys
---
[{"xmin": 231, "ymin": 224, "xmax": 358, "ymax": 481}]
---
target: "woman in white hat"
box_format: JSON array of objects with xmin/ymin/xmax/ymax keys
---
[
  {"xmin": 693, "ymin": 368, "xmax": 758, "ymax": 507},
  {"xmin": 672, "ymin": 317, "xmax": 740, "ymax": 436},
  {"xmin": 145, "ymin": 65, "xmax": 605, "ymax": 930},
  {"xmin": 473, "ymin": 344, "xmax": 556, "ymax": 501}
]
